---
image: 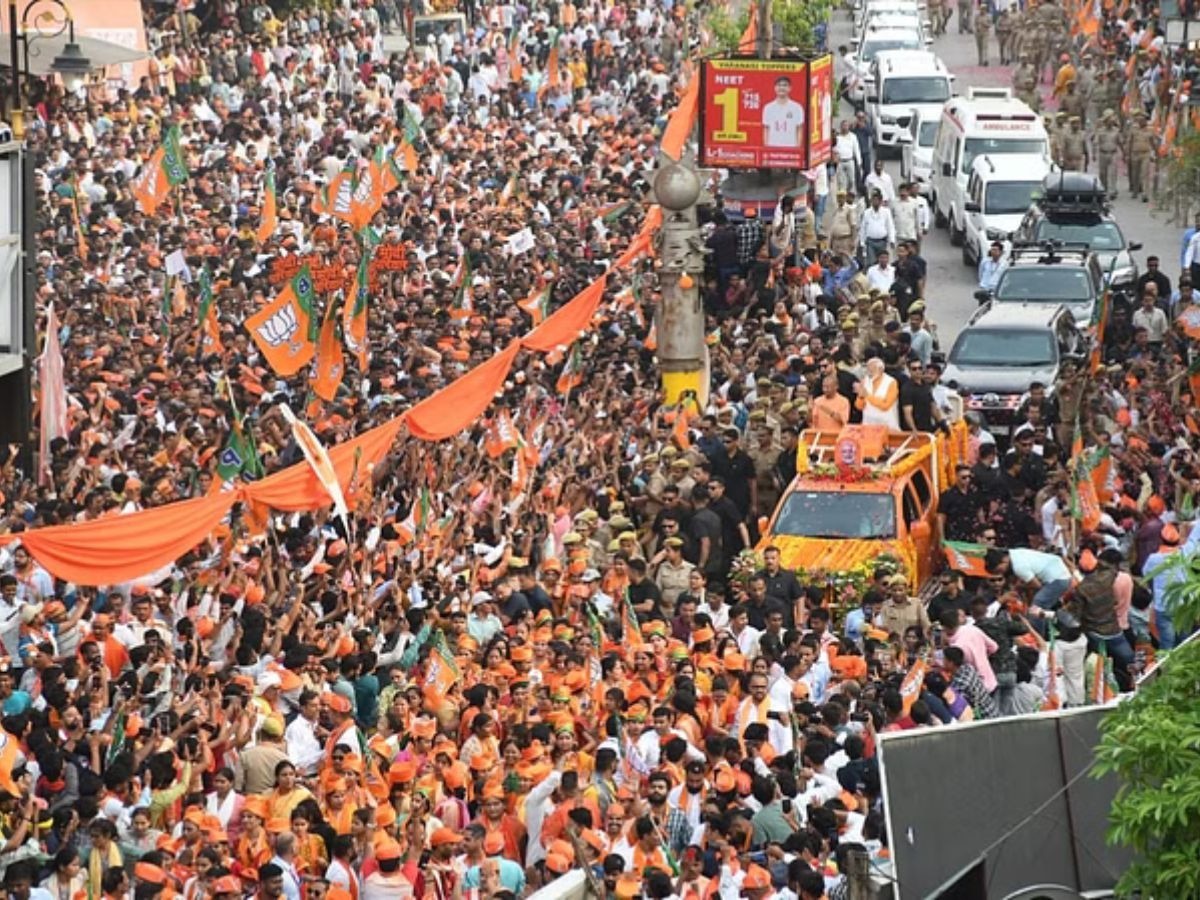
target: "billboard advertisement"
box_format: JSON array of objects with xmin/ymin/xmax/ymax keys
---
[
  {"xmin": 700, "ymin": 55, "xmax": 834, "ymax": 171},
  {"xmin": 807, "ymin": 55, "xmax": 834, "ymax": 166}
]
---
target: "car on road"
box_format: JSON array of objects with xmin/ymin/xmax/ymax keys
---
[
  {"xmin": 942, "ymin": 303, "xmax": 1085, "ymax": 438},
  {"xmin": 866, "ymin": 50, "xmax": 953, "ymax": 157},
  {"xmin": 855, "ymin": 0, "xmax": 929, "ymax": 37},
  {"xmin": 846, "ymin": 25, "xmax": 929, "ymax": 103},
  {"xmin": 901, "ymin": 107, "xmax": 939, "ymax": 193},
  {"xmin": 759, "ymin": 424, "xmax": 968, "ymax": 590},
  {"xmin": 1012, "ymin": 172, "xmax": 1141, "ymax": 288},
  {"xmin": 961, "ymin": 154, "xmax": 1050, "ymax": 266},
  {"xmin": 930, "ymin": 87, "xmax": 1050, "ymax": 248},
  {"xmin": 975, "ymin": 242, "xmax": 1104, "ymax": 324}
]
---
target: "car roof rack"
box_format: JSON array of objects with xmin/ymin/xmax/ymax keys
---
[
  {"xmin": 1034, "ymin": 171, "xmax": 1108, "ymax": 215},
  {"xmin": 1008, "ymin": 240, "xmax": 1092, "ymax": 264}
]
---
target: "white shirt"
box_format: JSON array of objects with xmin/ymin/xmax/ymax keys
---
[
  {"xmin": 285, "ymin": 714, "xmax": 324, "ymax": 774},
  {"xmin": 834, "ymin": 131, "xmax": 861, "ymax": 163},
  {"xmin": 762, "ymin": 98, "xmax": 806, "ymax": 147},
  {"xmin": 859, "ymin": 206, "xmax": 896, "ymax": 246},
  {"xmin": 864, "ymin": 170, "xmax": 896, "ymax": 204},
  {"xmin": 867, "ymin": 263, "xmax": 896, "ymax": 293}
]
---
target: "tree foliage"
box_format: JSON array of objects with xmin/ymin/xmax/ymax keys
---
[
  {"xmin": 704, "ymin": 5, "xmax": 752, "ymax": 54},
  {"xmin": 1092, "ymin": 550, "xmax": 1200, "ymax": 898},
  {"xmin": 772, "ymin": 0, "xmax": 833, "ymax": 53},
  {"xmin": 702, "ymin": 0, "xmax": 831, "ymax": 55},
  {"xmin": 1159, "ymin": 129, "xmax": 1200, "ymax": 225}
]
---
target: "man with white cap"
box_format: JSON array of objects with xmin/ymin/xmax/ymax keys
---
[{"xmin": 467, "ymin": 592, "xmax": 502, "ymax": 644}]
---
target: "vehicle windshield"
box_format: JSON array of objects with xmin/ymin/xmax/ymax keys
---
[
  {"xmin": 882, "ymin": 77, "xmax": 950, "ymax": 104},
  {"xmin": 961, "ymin": 138, "xmax": 1047, "ymax": 173},
  {"xmin": 862, "ymin": 37, "xmax": 922, "ymax": 61},
  {"xmin": 917, "ymin": 120, "xmax": 938, "ymax": 146},
  {"xmin": 1032, "ymin": 218, "xmax": 1124, "ymax": 251},
  {"xmin": 950, "ymin": 330, "xmax": 1056, "ymax": 367},
  {"xmin": 773, "ymin": 492, "xmax": 896, "ymax": 539},
  {"xmin": 984, "ymin": 181, "xmax": 1041, "ymax": 214},
  {"xmin": 994, "ymin": 267, "xmax": 1092, "ymax": 303}
]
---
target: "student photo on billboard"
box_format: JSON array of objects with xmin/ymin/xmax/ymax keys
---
[{"xmin": 762, "ymin": 75, "xmax": 805, "ymax": 148}]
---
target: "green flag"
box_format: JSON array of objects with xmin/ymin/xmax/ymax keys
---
[
  {"xmin": 162, "ymin": 124, "xmax": 189, "ymax": 187},
  {"xmin": 216, "ymin": 412, "xmax": 264, "ymax": 482}
]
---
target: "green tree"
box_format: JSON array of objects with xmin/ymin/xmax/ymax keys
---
[
  {"xmin": 704, "ymin": 5, "xmax": 751, "ymax": 54},
  {"xmin": 1158, "ymin": 128, "xmax": 1200, "ymax": 225},
  {"xmin": 1092, "ymin": 551, "xmax": 1200, "ymax": 898},
  {"xmin": 772, "ymin": 0, "xmax": 833, "ymax": 53}
]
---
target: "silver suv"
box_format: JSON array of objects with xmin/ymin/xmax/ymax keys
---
[{"xmin": 974, "ymin": 241, "xmax": 1104, "ymax": 325}]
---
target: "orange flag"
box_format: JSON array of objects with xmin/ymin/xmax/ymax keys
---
[
  {"xmin": 245, "ymin": 267, "xmax": 318, "ymax": 377},
  {"xmin": 131, "ymin": 146, "xmax": 171, "ymax": 215},
  {"xmin": 485, "ymin": 408, "xmax": 520, "ymax": 459},
  {"xmin": 349, "ymin": 154, "xmax": 386, "ymax": 231},
  {"xmin": 256, "ymin": 169, "xmax": 277, "ymax": 244},
  {"xmin": 311, "ymin": 299, "xmax": 345, "ymax": 403},
  {"xmin": 900, "ymin": 660, "xmax": 927, "ymax": 714}
]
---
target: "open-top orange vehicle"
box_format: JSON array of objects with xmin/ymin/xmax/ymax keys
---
[{"xmin": 758, "ymin": 424, "xmax": 968, "ymax": 591}]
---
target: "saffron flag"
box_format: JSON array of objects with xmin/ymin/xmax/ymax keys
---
[
  {"xmin": 37, "ymin": 304, "xmax": 68, "ymax": 487},
  {"xmin": 256, "ymin": 167, "xmax": 277, "ymax": 244},
  {"xmin": 311, "ymin": 298, "xmax": 345, "ymax": 403},
  {"xmin": 343, "ymin": 249, "xmax": 371, "ymax": 370},
  {"xmin": 517, "ymin": 281, "xmax": 553, "ymax": 326},
  {"xmin": 313, "ymin": 166, "xmax": 356, "ymax": 223},
  {"xmin": 509, "ymin": 26, "xmax": 524, "ymax": 82},
  {"xmin": 245, "ymin": 267, "xmax": 318, "ymax": 377},
  {"xmin": 485, "ymin": 408, "xmax": 521, "ymax": 459},
  {"xmin": 899, "ymin": 659, "xmax": 927, "ymax": 715},
  {"xmin": 280, "ymin": 403, "xmax": 351, "ymax": 527},
  {"xmin": 349, "ymin": 153, "xmax": 386, "ymax": 231},
  {"xmin": 450, "ymin": 254, "xmax": 474, "ymax": 319},
  {"xmin": 556, "ymin": 342, "xmax": 584, "ymax": 394},
  {"xmin": 543, "ymin": 36, "xmax": 561, "ymax": 96},
  {"xmin": 132, "ymin": 125, "xmax": 188, "ymax": 215},
  {"xmin": 499, "ymin": 173, "xmax": 518, "ymax": 206},
  {"xmin": 943, "ymin": 541, "xmax": 991, "ymax": 579},
  {"xmin": 424, "ymin": 630, "xmax": 461, "ymax": 699}
]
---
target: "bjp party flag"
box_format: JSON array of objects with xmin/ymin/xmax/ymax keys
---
[
  {"xmin": 132, "ymin": 125, "xmax": 188, "ymax": 215},
  {"xmin": 246, "ymin": 267, "xmax": 318, "ymax": 376}
]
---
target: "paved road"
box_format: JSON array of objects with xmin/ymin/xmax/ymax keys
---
[{"xmin": 826, "ymin": 9, "xmax": 1187, "ymax": 346}]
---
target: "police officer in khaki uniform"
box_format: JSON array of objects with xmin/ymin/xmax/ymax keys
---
[
  {"xmin": 975, "ymin": 4, "xmax": 991, "ymax": 65},
  {"xmin": 1127, "ymin": 111, "xmax": 1156, "ymax": 202},
  {"xmin": 1059, "ymin": 80, "xmax": 1086, "ymax": 122},
  {"xmin": 1046, "ymin": 114, "xmax": 1064, "ymax": 167},
  {"xmin": 1075, "ymin": 53, "xmax": 1097, "ymax": 125},
  {"xmin": 1014, "ymin": 54, "xmax": 1040, "ymax": 110},
  {"xmin": 1092, "ymin": 109, "xmax": 1122, "ymax": 197},
  {"xmin": 995, "ymin": 8, "xmax": 1015, "ymax": 65},
  {"xmin": 1062, "ymin": 117, "xmax": 1088, "ymax": 172}
]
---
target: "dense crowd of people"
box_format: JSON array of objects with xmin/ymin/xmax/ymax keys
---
[{"xmin": 0, "ymin": 0, "xmax": 1194, "ymax": 898}]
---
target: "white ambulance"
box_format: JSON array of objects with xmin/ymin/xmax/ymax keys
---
[{"xmin": 929, "ymin": 87, "xmax": 1050, "ymax": 249}]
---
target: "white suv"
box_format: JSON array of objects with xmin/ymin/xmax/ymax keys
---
[
  {"xmin": 961, "ymin": 154, "xmax": 1050, "ymax": 266},
  {"xmin": 866, "ymin": 50, "xmax": 952, "ymax": 157}
]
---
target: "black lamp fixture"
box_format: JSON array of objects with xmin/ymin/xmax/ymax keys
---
[{"xmin": 8, "ymin": 0, "xmax": 94, "ymax": 137}]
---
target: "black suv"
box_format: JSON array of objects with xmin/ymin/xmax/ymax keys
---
[
  {"xmin": 1012, "ymin": 172, "xmax": 1141, "ymax": 288},
  {"xmin": 942, "ymin": 302, "xmax": 1086, "ymax": 439}
]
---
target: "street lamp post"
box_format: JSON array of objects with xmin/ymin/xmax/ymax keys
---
[
  {"xmin": 2, "ymin": 0, "xmax": 92, "ymax": 464},
  {"xmin": 8, "ymin": 0, "xmax": 94, "ymax": 139}
]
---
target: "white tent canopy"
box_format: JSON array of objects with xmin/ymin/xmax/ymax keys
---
[{"xmin": 0, "ymin": 32, "xmax": 148, "ymax": 77}]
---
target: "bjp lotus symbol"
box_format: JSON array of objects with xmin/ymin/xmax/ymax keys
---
[{"xmin": 256, "ymin": 302, "xmax": 303, "ymax": 352}]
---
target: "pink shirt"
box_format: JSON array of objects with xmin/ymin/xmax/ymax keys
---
[{"xmin": 950, "ymin": 623, "xmax": 999, "ymax": 692}]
